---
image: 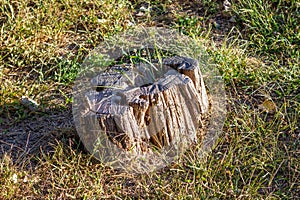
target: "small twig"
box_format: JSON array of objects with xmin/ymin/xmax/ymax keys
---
[
  {"xmin": 268, "ymin": 159, "xmax": 285, "ymax": 187},
  {"xmin": 25, "ymin": 132, "xmax": 31, "ymax": 150}
]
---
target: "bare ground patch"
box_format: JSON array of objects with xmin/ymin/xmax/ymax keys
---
[{"xmin": 0, "ymin": 107, "xmax": 79, "ymax": 165}]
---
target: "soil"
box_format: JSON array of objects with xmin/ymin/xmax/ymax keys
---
[{"xmin": 0, "ymin": 107, "xmax": 79, "ymax": 165}]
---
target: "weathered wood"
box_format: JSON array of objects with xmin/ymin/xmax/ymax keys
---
[{"xmin": 84, "ymin": 55, "xmax": 209, "ymax": 154}]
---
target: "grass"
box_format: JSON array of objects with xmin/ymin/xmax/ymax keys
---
[
  {"xmin": 232, "ymin": 0, "xmax": 299, "ymax": 63},
  {"xmin": 1, "ymin": 0, "xmax": 299, "ymax": 199}
]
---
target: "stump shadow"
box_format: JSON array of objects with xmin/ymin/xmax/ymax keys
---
[{"xmin": 0, "ymin": 105, "xmax": 85, "ymax": 167}]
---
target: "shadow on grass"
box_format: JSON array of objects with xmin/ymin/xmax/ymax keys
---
[{"xmin": 0, "ymin": 104, "xmax": 86, "ymax": 167}]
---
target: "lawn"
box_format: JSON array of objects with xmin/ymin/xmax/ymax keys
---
[{"xmin": 0, "ymin": 0, "xmax": 299, "ymax": 199}]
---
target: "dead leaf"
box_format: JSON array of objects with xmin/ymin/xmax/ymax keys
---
[{"xmin": 258, "ymin": 99, "xmax": 277, "ymax": 113}]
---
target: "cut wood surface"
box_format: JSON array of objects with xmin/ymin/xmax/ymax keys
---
[{"xmin": 82, "ymin": 55, "xmax": 209, "ymax": 154}]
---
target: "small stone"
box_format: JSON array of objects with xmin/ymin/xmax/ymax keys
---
[
  {"xmin": 135, "ymin": 11, "xmax": 145, "ymax": 17},
  {"xmin": 126, "ymin": 20, "xmax": 135, "ymax": 27},
  {"xmin": 12, "ymin": 173, "xmax": 18, "ymax": 184},
  {"xmin": 223, "ymin": 0, "xmax": 232, "ymax": 12},
  {"xmin": 97, "ymin": 19, "xmax": 108, "ymax": 24},
  {"xmin": 21, "ymin": 96, "xmax": 39, "ymax": 111},
  {"xmin": 23, "ymin": 175, "xmax": 28, "ymax": 183}
]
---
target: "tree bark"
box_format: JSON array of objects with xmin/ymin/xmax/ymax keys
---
[{"xmin": 84, "ymin": 55, "xmax": 209, "ymax": 154}]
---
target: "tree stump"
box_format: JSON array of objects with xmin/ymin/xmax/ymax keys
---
[{"xmin": 82, "ymin": 54, "xmax": 209, "ymax": 154}]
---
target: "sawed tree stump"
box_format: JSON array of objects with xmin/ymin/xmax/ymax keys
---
[{"xmin": 84, "ymin": 54, "xmax": 209, "ymax": 154}]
